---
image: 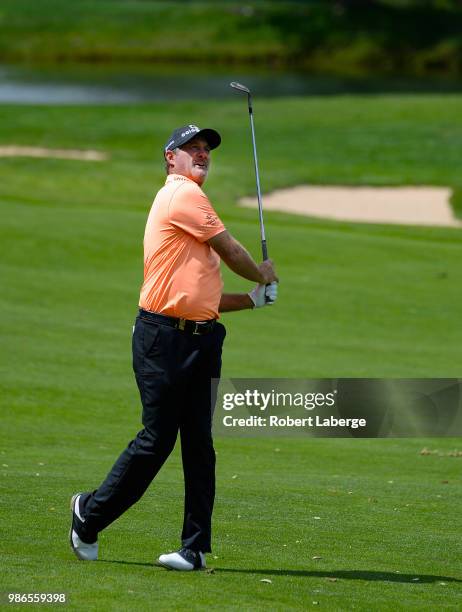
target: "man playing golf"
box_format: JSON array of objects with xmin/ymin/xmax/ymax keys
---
[{"xmin": 70, "ymin": 123, "xmax": 278, "ymax": 570}]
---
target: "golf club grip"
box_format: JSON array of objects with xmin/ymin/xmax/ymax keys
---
[{"xmin": 261, "ymin": 239, "xmax": 268, "ymax": 261}]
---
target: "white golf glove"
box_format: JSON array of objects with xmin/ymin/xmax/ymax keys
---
[{"xmin": 248, "ymin": 282, "xmax": 278, "ymax": 308}]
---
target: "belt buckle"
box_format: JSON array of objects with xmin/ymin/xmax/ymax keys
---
[{"xmin": 192, "ymin": 322, "xmax": 201, "ymax": 335}]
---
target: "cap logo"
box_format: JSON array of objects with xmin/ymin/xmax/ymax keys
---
[{"xmin": 181, "ymin": 125, "xmax": 200, "ymax": 138}]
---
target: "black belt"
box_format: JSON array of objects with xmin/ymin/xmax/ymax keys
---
[{"xmin": 139, "ymin": 309, "xmax": 216, "ymax": 336}]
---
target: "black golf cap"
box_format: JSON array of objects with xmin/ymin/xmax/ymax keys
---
[{"xmin": 164, "ymin": 124, "xmax": 221, "ymax": 152}]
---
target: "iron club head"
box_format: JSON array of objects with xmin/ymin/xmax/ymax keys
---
[{"xmin": 230, "ymin": 81, "xmax": 251, "ymax": 94}]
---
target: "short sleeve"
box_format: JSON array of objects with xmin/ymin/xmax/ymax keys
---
[{"xmin": 168, "ymin": 183, "xmax": 226, "ymax": 242}]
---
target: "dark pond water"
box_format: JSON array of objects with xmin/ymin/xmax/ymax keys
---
[{"xmin": 1, "ymin": 63, "xmax": 461, "ymax": 104}]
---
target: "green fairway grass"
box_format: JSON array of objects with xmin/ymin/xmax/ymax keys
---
[
  {"xmin": 1, "ymin": 96, "xmax": 462, "ymax": 377},
  {"xmin": 1, "ymin": 95, "xmax": 461, "ymax": 609},
  {"xmin": 1, "ymin": 435, "xmax": 461, "ymax": 610}
]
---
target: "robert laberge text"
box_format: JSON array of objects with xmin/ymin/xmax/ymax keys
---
[{"xmin": 223, "ymin": 416, "xmax": 367, "ymax": 429}]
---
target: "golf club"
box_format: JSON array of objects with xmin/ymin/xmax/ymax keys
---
[{"xmin": 230, "ymin": 81, "xmax": 268, "ymax": 261}]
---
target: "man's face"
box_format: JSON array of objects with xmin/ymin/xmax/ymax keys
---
[{"xmin": 166, "ymin": 138, "xmax": 211, "ymax": 186}]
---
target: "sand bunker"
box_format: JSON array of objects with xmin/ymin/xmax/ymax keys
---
[
  {"xmin": 0, "ymin": 145, "xmax": 108, "ymax": 161},
  {"xmin": 240, "ymin": 185, "xmax": 461, "ymax": 228}
]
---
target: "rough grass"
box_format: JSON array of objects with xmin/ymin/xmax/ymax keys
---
[{"xmin": 1, "ymin": 0, "xmax": 462, "ymax": 74}]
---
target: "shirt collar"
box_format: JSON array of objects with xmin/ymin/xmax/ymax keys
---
[{"xmin": 165, "ymin": 174, "xmax": 196, "ymax": 185}]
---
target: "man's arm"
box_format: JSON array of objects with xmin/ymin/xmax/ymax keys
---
[
  {"xmin": 219, "ymin": 293, "xmax": 254, "ymax": 313},
  {"xmin": 207, "ymin": 230, "xmax": 277, "ymax": 284}
]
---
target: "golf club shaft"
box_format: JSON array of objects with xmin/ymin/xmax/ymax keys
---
[
  {"xmin": 247, "ymin": 98, "xmax": 268, "ymax": 261},
  {"xmin": 230, "ymin": 81, "xmax": 268, "ymax": 261}
]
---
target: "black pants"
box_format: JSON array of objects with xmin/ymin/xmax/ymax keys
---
[{"xmin": 79, "ymin": 314, "xmax": 226, "ymax": 553}]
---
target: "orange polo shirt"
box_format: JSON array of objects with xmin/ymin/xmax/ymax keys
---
[{"xmin": 139, "ymin": 174, "xmax": 225, "ymax": 320}]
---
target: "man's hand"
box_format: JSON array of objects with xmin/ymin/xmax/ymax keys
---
[
  {"xmin": 248, "ymin": 281, "xmax": 278, "ymax": 308},
  {"xmin": 257, "ymin": 260, "xmax": 278, "ymax": 284}
]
